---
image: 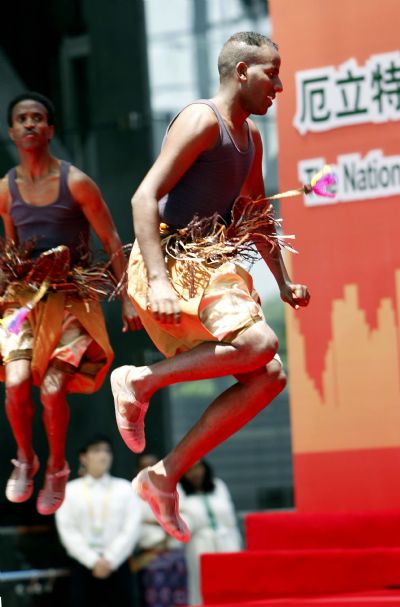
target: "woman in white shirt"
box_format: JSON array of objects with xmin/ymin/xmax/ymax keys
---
[{"xmin": 179, "ymin": 460, "xmax": 242, "ymax": 605}]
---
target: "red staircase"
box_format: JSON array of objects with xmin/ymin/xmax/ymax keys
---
[{"xmin": 199, "ymin": 510, "xmax": 400, "ymax": 606}]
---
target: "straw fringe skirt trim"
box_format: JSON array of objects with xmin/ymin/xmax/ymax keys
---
[{"xmin": 127, "ymin": 240, "xmax": 265, "ymax": 359}]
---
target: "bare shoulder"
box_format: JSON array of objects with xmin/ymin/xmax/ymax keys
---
[
  {"xmin": 247, "ymin": 118, "xmax": 263, "ymax": 147},
  {"xmin": 67, "ymin": 164, "xmax": 95, "ymax": 189},
  {"xmin": 0, "ymin": 173, "xmax": 11, "ymax": 213},
  {"xmin": 0, "ymin": 173, "xmax": 10, "ymax": 195},
  {"xmin": 168, "ymin": 102, "xmax": 220, "ymax": 140},
  {"xmin": 137, "ymin": 102, "xmax": 225, "ymax": 197},
  {"xmin": 67, "ymin": 164, "xmax": 100, "ymax": 201}
]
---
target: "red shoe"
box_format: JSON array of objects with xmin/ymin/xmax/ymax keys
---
[
  {"xmin": 132, "ymin": 468, "xmax": 191, "ymax": 543},
  {"xmin": 5, "ymin": 455, "xmax": 40, "ymax": 503},
  {"xmin": 111, "ymin": 366, "xmax": 149, "ymax": 453},
  {"xmin": 36, "ymin": 463, "xmax": 70, "ymax": 515}
]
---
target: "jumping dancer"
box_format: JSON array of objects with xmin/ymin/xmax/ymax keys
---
[
  {"xmin": 0, "ymin": 92, "xmax": 140, "ymax": 515},
  {"xmin": 112, "ymin": 33, "xmax": 310, "ymax": 541}
]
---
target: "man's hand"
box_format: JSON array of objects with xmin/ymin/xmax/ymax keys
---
[
  {"xmin": 122, "ymin": 296, "xmax": 142, "ymax": 332},
  {"xmin": 92, "ymin": 557, "xmax": 112, "ymax": 579},
  {"xmin": 280, "ymin": 282, "xmax": 310, "ymax": 309},
  {"xmin": 147, "ymin": 276, "xmax": 181, "ymax": 324}
]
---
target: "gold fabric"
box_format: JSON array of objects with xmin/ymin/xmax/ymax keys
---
[
  {"xmin": 127, "ymin": 240, "xmax": 264, "ymax": 358},
  {"xmin": 0, "ymin": 286, "xmax": 113, "ymax": 393}
]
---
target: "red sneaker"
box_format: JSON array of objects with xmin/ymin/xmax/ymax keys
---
[
  {"xmin": 111, "ymin": 366, "xmax": 149, "ymax": 453},
  {"xmin": 132, "ymin": 468, "xmax": 191, "ymax": 543},
  {"xmin": 36, "ymin": 463, "xmax": 70, "ymax": 515},
  {"xmin": 5, "ymin": 455, "xmax": 40, "ymax": 503}
]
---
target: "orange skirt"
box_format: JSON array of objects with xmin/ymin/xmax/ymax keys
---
[
  {"xmin": 127, "ymin": 240, "xmax": 264, "ymax": 358},
  {"xmin": 0, "ymin": 287, "xmax": 113, "ymax": 394}
]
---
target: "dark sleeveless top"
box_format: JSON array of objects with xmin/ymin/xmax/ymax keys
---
[
  {"xmin": 8, "ymin": 160, "xmax": 90, "ymax": 264},
  {"xmin": 158, "ymin": 99, "xmax": 255, "ymax": 228}
]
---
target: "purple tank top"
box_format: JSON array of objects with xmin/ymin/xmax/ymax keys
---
[
  {"xmin": 8, "ymin": 160, "xmax": 90, "ymax": 264},
  {"xmin": 158, "ymin": 100, "xmax": 255, "ymax": 227}
]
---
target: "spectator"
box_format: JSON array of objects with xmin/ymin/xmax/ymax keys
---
[
  {"xmin": 132, "ymin": 453, "xmax": 187, "ymax": 607},
  {"xmin": 180, "ymin": 460, "xmax": 242, "ymax": 605},
  {"xmin": 55, "ymin": 434, "xmax": 141, "ymax": 607}
]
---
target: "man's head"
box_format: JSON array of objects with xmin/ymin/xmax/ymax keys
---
[
  {"xmin": 218, "ymin": 32, "xmax": 283, "ymax": 115},
  {"xmin": 7, "ymin": 92, "xmax": 55, "ymax": 127},
  {"xmin": 7, "ymin": 92, "xmax": 55, "ymax": 151},
  {"xmin": 79, "ymin": 435, "xmax": 113, "ymax": 478}
]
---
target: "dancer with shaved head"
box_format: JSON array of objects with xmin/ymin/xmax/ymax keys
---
[{"xmin": 112, "ymin": 32, "xmax": 310, "ymax": 542}]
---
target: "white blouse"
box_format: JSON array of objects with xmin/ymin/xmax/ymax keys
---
[{"xmin": 180, "ymin": 478, "xmax": 242, "ymax": 605}]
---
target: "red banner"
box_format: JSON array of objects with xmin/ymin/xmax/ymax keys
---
[{"xmin": 269, "ymin": 0, "xmax": 400, "ymax": 511}]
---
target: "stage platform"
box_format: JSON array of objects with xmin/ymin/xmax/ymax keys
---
[{"xmin": 197, "ymin": 510, "xmax": 400, "ymax": 607}]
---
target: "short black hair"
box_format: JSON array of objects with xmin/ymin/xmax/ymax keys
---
[
  {"xmin": 218, "ymin": 32, "xmax": 279, "ymax": 81},
  {"xmin": 79, "ymin": 434, "xmax": 113, "ymax": 456},
  {"xmin": 7, "ymin": 91, "xmax": 55, "ymax": 127}
]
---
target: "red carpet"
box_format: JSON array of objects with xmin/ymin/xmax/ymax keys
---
[
  {"xmin": 198, "ymin": 589, "xmax": 400, "ymax": 607},
  {"xmin": 198, "ymin": 510, "xmax": 400, "ymax": 607}
]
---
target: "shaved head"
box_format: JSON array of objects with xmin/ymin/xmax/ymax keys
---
[{"xmin": 218, "ymin": 32, "xmax": 278, "ymax": 82}]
